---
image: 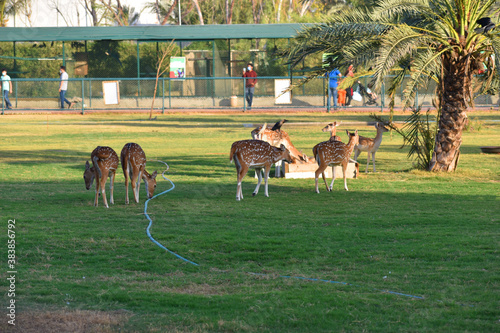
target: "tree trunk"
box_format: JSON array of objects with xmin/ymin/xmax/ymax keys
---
[{"xmin": 428, "ymin": 52, "xmax": 470, "ymax": 172}]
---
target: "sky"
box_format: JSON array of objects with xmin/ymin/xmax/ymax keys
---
[{"xmin": 7, "ymin": 0, "xmax": 159, "ymax": 27}]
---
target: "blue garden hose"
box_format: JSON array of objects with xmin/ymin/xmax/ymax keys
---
[
  {"xmin": 143, "ymin": 161, "xmax": 423, "ymax": 299},
  {"xmin": 144, "ymin": 160, "xmax": 199, "ymax": 266}
]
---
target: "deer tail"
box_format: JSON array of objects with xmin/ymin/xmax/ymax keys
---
[
  {"xmin": 229, "ymin": 144, "xmax": 237, "ymax": 163},
  {"xmin": 313, "ymin": 145, "xmax": 321, "ymax": 166}
]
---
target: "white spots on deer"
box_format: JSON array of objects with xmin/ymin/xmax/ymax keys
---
[{"xmin": 229, "ymin": 140, "xmax": 293, "ymax": 201}]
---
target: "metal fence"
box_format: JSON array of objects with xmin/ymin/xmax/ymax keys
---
[{"xmin": 2, "ymin": 76, "xmax": 499, "ymax": 114}]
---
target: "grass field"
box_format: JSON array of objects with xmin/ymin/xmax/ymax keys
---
[{"xmin": 1, "ymin": 111, "xmax": 499, "ymax": 332}]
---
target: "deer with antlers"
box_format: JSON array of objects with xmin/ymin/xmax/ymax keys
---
[
  {"xmin": 322, "ymin": 121, "xmax": 342, "ymax": 142},
  {"xmin": 83, "ymin": 146, "xmax": 119, "ymax": 208},
  {"xmin": 120, "ymin": 143, "xmax": 158, "ymax": 204},
  {"xmin": 313, "ymin": 130, "xmax": 359, "ymax": 193},
  {"xmin": 229, "ymin": 140, "xmax": 293, "ymax": 201},
  {"xmin": 353, "ymin": 122, "xmax": 389, "ymax": 173}
]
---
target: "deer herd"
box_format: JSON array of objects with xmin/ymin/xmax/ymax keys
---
[{"xmin": 83, "ymin": 120, "xmax": 389, "ymax": 205}]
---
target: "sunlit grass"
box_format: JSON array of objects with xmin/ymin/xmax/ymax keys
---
[{"xmin": 0, "ymin": 111, "xmax": 499, "ymax": 332}]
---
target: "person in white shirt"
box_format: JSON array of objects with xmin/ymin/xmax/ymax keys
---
[
  {"xmin": 59, "ymin": 66, "xmax": 74, "ymax": 109},
  {"xmin": 2, "ymin": 68, "xmax": 13, "ymax": 109}
]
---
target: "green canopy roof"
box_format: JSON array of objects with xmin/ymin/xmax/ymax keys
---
[{"xmin": 0, "ymin": 24, "xmax": 312, "ymax": 42}]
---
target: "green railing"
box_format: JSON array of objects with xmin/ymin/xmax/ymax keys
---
[{"xmin": 2, "ymin": 76, "xmax": 499, "ymax": 114}]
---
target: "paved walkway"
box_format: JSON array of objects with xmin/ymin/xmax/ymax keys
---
[{"xmin": 1, "ymin": 105, "xmax": 497, "ymax": 115}]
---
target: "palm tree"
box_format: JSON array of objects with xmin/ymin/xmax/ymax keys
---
[{"xmin": 286, "ymin": 0, "xmax": 500, "ymax": 171}]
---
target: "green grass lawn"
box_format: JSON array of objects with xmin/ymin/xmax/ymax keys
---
[{"xmin": 1, "ymin": 111, "xmax": 499, "ymax": 332}]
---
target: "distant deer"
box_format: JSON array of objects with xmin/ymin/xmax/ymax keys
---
[
  {"xmin": 83, "ymin": 146, "xmax": 119, "ymax": 208},
  {"xmin": 322, "ymin": 121, "xmax": 342, "ymax": 142},
  {"xmin": 120, "ymin": 143, "xmax": 158, "ymax": 204},
  {"xmin": 229, "ymin": 140, "xmax": 293, "ymax": 201},
  {"xmin": 353, "ymin": 122, "xmax": 389, "ymax": 173},
  {"xmin": 313, "ymin": 130, "xmax": 359, "ymax": 193}
]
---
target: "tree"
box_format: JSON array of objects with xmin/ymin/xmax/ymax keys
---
[
  {"xmin": 98, "ymin": 0, "xmax": 141, "ymax": 26},
  {"xmin": 285, "ymin": 0, "xmax": 500, "ymax": 172}
]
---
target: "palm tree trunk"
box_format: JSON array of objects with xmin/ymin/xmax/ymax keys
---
[{"xmin": 429, "ymin": 53, "xmax": 470, "ymax": 172}]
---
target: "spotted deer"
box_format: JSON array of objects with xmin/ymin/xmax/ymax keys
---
[
  {"xmin": 322, "ymin": 121, "xmax": 342, "ymax": 142},
  {"xmin": 121, "ymin": 143, "xmax": 158, "ymax": 204},
  {"xmin": 229, "ymin": 140, "xmax": 293, "ymax": 201},
  {"xmin": 313, "ymin": 130, "xmax": 359, "ymax": 193},
  {"xmin": 353, "ymin": 122, "xmax": 389, "ymax": 173},
  {"xmin": 83, "ymin": 146, "xmax": 119, "ymax": 208}
]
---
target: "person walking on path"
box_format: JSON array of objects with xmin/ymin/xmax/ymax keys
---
[
  {"xmin": 242, "ymin": 63, "xmax": 257, "ymax": 109},
  {"xmin": 326, "ymin": 68, "xmax": 342, "ymax": 110},
  {"xmin": 344, "ymin": 65, "xmax": 355, "ymax": 106},
  {"xmin": 59, "ymin": 66, "xmax": 74, "ymax": 109},
  {"xmin": 2, "ymin": 69, "xmax": 13, "ymax": 109}
]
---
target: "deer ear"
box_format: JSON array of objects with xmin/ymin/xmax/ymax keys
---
[
  {"xmin": 85, "ymin": 161, "xmax": 90, "ymax": 169},
  {"xmin": 152, "ymin": 170, "xmax": 158, "ymax": 179},
  {"xmin": 280, "ymin": 144, "xmax": 286, "ymax": 151},
  {"xmin": 345, "ymin": 129, "xmax": 349, "ymax": 135},
  {"xmin": 258, "ymin": 123, "xmax": 267, "ymax": 135}
]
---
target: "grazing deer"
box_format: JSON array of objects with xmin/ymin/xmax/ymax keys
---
[
  {"xmin": 83, "ymin": 146, "xmax": 119, "ymax": 208},
  {"xmin": 120, "ymin": 143, "xmax": 158, "ymax": 204},
  {"xmin": 229, "ymin": 140, "xmax": 293, "ymax": 201},
  {"xmin": 313, "ymin": 130, "xmax": 359, "ymax": 193},
  {"xmin": 322, "ymin": 121, "xmax": 342, "ymax": 142},
  {"xmin": 353, "ymin": 122, "xmax": 389, "ymax": 173}
]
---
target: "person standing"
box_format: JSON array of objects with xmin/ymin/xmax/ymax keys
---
[
  {"xmin": 344, "ymin": 65, "xmax": 355, "ymax": 106},
  {"xmin": 327, "ymin": 68, "xmax": 342, "ymax": 110},
  {"xmin": 59, "ymin": 66, "xmax": 74, "ymax": 109},
  {"xmin": 2, "ymin": 68, "xmax": 13, "ymax": 109},
  {"xmin": 242, "ymin": 63, "xmax": 257, "ymax": 109}
]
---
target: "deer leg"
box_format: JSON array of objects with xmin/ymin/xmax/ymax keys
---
[
  {"xmin": 109, "ymin": 171, "xmax": 115, "ymax": 205},
  {"xmin": 253, "ymin": 168, "xmax": 263, "ymax": 196},
  {"xmin": 123, "ymin": 163, "xmax": 130, "ymax": 204},
  {"xmin": 94, "ymin": 174, "xmax": 100, "ymax": 207},
  {"xmin": 354, "ymin": 149, "xmax": 361, "ymax": 161},
  {"xmin": 315, "ymin": 164, "xmax": 328, "ymax": 193},
  {"xmin": 365, "ymin": 151, "xmax": 370, "ymax": 173},
  {"xmin": 329, "ymin": 166, "xmax": 336, "ymax": 191},
  {"xmin": 235, "ymin": 158, "xmax": 247, "ymax": 201},
  {"xmin": 100, "ymin": 170, "xmax": 110, "ymax": 208},
  {"xmin": 372, "ymin": 152, "xmax": 376, "ymax": 172},
  {"xmin": 342, "ymin": 162, "xmax": 349, "ymax": 191},
  {"xmin": 263, "ymin": 166, "xmax": 271, "ymax": 197},
  {"xmin": 237, "ymin": 165, "xmax": 248, "ymax": 201},
  {"xmin": 136, "ymin": 168, "xmax": 145, "ymax": 203}
]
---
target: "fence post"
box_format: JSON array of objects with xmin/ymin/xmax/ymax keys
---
[
  {"xmin": 81, "ymin": 78, "xmax": 85, "ymax": 115},
  {"xmin": 243, "ymin": 77, "xmax": 246, "ymax": 111},
  {"xmin": 162, "ymin": 78, "xmax": 165, "ymax": 114},
  {"xmin": 14, "ymin": 81, "xmax": 17, "ymax": 109},
  {"xmin": 168, "ymin": 78, "xmax": 171, "ymax": 109}
]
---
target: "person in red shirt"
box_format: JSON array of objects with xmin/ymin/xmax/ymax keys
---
[{"xmin": 242, "ymin": 63, "xmax": 257, "ymax": 109}]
